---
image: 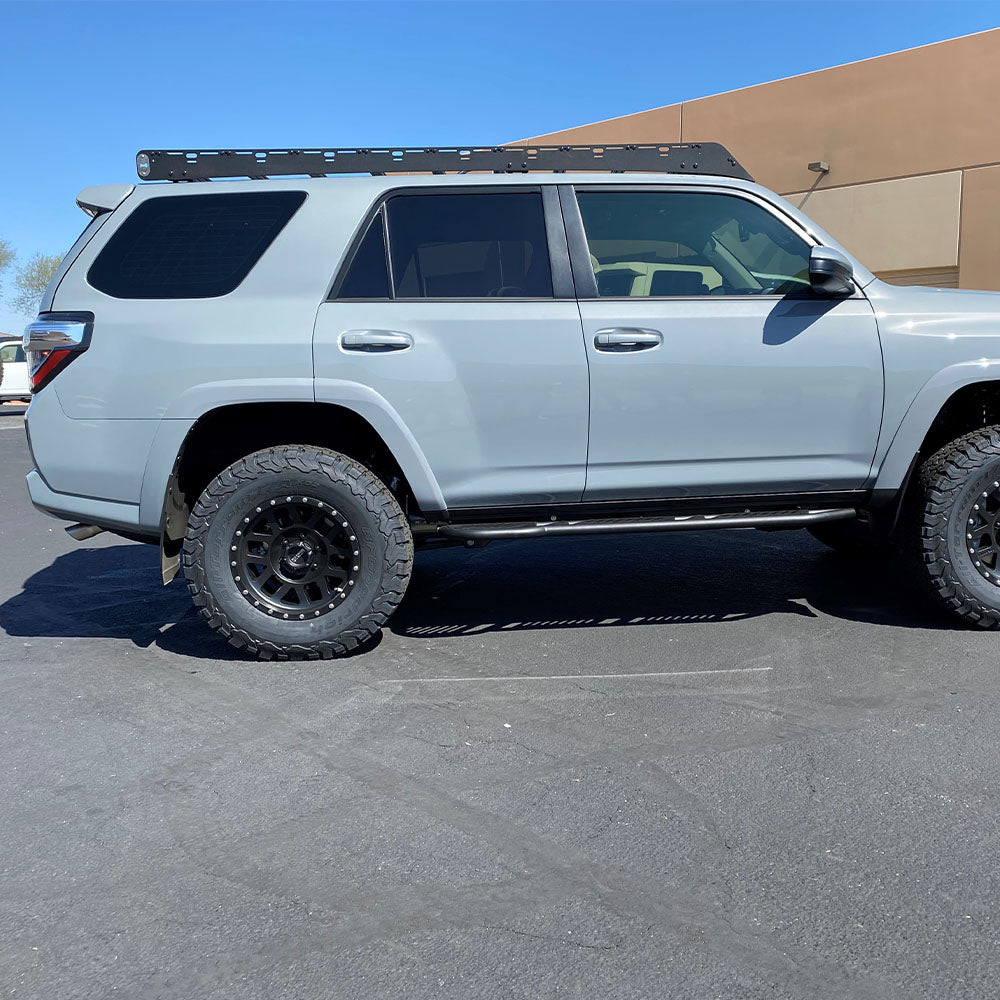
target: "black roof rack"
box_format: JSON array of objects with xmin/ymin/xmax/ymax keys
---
[{"xmin": 135, "ymin": 143, "xmax": 753, "ymax": 183}]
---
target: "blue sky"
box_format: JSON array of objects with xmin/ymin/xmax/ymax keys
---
[{"xmin": 1, "ymin": 0, "xmax": 997, "ymax": 330}]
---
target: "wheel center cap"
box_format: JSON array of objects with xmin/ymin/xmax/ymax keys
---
[{"xmin": 277, "ymin": 533, "xmax": 321, "ymax": 580}]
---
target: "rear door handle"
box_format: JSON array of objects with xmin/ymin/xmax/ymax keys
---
[
  {"xmin": 340, "ymin": 329, "xmax": 414, "ymax": 352},
  {"xmin": 593, "ymin": 328, "xmax": 663, "ymax": 352}
]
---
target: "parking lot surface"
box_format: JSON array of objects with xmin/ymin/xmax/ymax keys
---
[{"xmin": 2, "ymin": 399, "xmax": 999, "ymax": 999}]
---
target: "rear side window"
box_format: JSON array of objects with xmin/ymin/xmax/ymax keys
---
[
  {"xmin": 385, "ymin": 192, "xmax": 552, "ymax": 298},
  {"xmin": 336, "ymin": 210, "xmax": 390, "ymax": 299},
  {"xmin": 88, "ymin": 191, "xmax": 306, "ymax": 299}
]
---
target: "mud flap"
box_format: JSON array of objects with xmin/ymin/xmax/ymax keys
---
[{"xmin": 160, "ymin": 459, "xmax": 189, "ymax": 585}]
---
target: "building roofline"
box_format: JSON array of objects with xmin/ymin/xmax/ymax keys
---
[{"xmin": 518, "ymin": 26, "xmax": 1000, "ymax": 141}]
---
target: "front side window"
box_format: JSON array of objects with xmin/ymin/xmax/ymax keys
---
[
  {"xmin": 385, "ymin": 192, "xmax": 552, "ymax": 298},
  {"xmin": 576, "ymin": 190, "xmax": 812, "ymax": 297},
  {"xmin": 88, "ymin": 191, "xmax": 306, "ymax": 299},
  {"xmin": 1, "ymin": 343, "xmax": 25, "ymax": 363}
]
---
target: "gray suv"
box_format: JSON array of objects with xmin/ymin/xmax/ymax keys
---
[{"xmin": 21, "ymin": 143, "xmax": 1000, "ymax": 658}]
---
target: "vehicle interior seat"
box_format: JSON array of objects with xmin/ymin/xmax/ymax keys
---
[
  {"xmin": 649, "ymin": 268, "xmax": 711, "ymax": 296},
  {"xmin": 597, "ymin": 268, "xmax": 642, "ymax": 296}
]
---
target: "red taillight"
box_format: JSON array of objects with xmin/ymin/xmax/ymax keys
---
[
  {"xmin": 23, "ymin": 312, "xmax": 93, "ymax": 393},
  {"xmin": 29, "ymin": 348, "xmax": 75, "ymax": 391}
]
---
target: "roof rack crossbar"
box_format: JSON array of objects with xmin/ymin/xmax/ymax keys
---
[{"xmin": 135, "ymin": 143, "xmax": 753, "ymax": 183}]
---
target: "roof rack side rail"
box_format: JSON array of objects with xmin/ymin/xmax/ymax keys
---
[{"xmin": 135, "ymin": 143, "xmax": 753, "ymax": 183}]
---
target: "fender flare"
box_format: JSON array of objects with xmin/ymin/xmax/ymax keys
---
[
  {"xmin": 312, "ymin": 377, "xmax": 447, "ymax": 512},
  {"xmin": 139, "ymin": 378, "xmax": 447, "ymax": 531},
  {"xmin": 874, "ymin": 360, "xmax": 1000, "ymax": 491}
]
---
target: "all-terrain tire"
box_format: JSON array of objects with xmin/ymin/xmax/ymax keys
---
[
  {"xmin": 183, "ymin": 446, "xmax": 413, "ymax": 659},
  {"xmin": 911, "ymin": 425, "xmax": 1000, "ymax": 629}
]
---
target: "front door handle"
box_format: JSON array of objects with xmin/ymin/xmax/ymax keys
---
[
  {"xmin": 340, "ymin": 329, "xmax": 414, "ymax": 353},
  {"xmin": 594, "ymin": 328, "xmax": 663, "ymax": 352}
]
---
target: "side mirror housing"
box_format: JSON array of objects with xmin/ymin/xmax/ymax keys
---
[{"xmin": 809, "ymin": 246, "xmax": 855, "ymax": 297}]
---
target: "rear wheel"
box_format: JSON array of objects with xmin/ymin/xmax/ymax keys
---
[
  {"xmin": 183, "ymin": 446, "xmax": 413, "ymax": 658},
  {"xmin": 911, "ymin": 426, "xmax": 1000, "ymax": 629}
]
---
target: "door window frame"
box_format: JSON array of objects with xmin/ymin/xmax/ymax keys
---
[
  {"xmin": 561, "ymin": 183, "xmax": 863, "ymax": 301},
  {"xmin": 328, "ymin": 185, "xmax": 575, "ymax": 302}
]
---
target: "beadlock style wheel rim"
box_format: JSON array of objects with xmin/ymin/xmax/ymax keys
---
[
  {"xmin": 966, "ymin": 479, "xmax": 1000, "ymax": 586},
  {"xmin": 231, "ymin": 496, "xmax": 360, "ymax": 618}
]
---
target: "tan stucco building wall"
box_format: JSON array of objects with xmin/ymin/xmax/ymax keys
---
[{"xmin": 521, "ymin": 29, "xmax": 1000, "ymax": 290}]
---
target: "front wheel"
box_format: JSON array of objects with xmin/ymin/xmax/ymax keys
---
[
  {"xmin": 912, "ymin": 426, "xmax": 1000, "ymax": 629},
  {"xmin": 183, "ymin": 446, "xmax": 413, "ymax": 658}
]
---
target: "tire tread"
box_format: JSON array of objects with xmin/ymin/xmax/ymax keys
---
[
  {"xmin": 910, "ymin": 425, "xmax": 1000, "ymax": 629},
  {"xmin": 182, "ymin": 446, "xmax": 413, "ymax": 659}
]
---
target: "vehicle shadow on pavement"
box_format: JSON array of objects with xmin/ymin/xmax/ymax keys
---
[
  {"xmin": 0, "ymin": 543, "xmax": 236, "ymax": 658},
  {"xmin": 0, "ymin": 533, "xmax": 959, "ymax": 659},
  {"xmin": 389, "ymin": 534, "xmax": 958, "ymax": 639},
  {"xmin": 0, "ymin": 542, "xmax": 385, "ymax": 662}
]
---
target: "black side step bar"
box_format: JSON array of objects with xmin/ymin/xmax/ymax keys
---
[{"xmin": 427, "ymin": 508, "xmax": 857, "ymax": 541}]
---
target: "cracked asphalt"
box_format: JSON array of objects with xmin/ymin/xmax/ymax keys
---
[{"xmin": 3, "ymin": 399, "xmax": 1000, "ymax": 999}]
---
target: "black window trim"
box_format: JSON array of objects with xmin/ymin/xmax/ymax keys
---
[
  {"xmin": 328, "ymin": 184, "xmax": 575, "ymax": 303},
  {"xmin": 564, "ymin": 183, "xmax": 864, "ymax": 302},
  {"xmin": 87, "ymin": 189, "xmax": 308, "ymax": 301},
  {"xmin": 381, "ymin": 207, "xmax": 396, "ymax": 299},
  {"xmin": 557, "ymin": 185, "xmax": 598, "ymax": 299}
]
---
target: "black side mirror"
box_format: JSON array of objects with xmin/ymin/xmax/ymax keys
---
[{"xmin": 809, "ymin": 246, "xmax": 855, "ymax": 297}]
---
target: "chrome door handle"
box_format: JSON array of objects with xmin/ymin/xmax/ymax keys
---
[
  {"xmin": 593, "ymin": 328, "xmax": 663, "ymax": 352},
  {"xmin": 340, "ymin": 329, "xmax": 414, "ymax": 352}
]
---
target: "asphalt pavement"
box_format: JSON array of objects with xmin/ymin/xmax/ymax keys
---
[{"xmin": 2, "ymin": 399, "xmax": 999, "ymax": 999}]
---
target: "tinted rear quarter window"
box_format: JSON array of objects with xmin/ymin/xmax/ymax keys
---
[
  {"xmin": 336, "ymin": 210, "xmax": 390, "ymax": 299},
  {"xmin": 88, "ymin": 191, "xmax": 306, "ymax": 299}
]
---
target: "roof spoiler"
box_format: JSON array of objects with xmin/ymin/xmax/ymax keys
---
[{"xmin": 76, "ymin": 184, "xmax": 135, "ymax": 217}]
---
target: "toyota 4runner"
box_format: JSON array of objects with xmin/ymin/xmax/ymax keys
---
[{"xmin": 21, "ymin": 143, "xmax": 1000, "ymax": 658}]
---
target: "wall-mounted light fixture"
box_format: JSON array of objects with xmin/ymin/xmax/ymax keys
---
[{"xmin": 808, "ymin": 161, "xmax": 830, "ymax": 174}]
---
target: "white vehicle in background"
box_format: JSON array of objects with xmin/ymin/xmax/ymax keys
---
[{"xmin": 0, "ymin": 338, "xmax": 31, "ymax": 402}]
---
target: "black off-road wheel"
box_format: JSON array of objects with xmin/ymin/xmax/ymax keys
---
[
  {"xmin": 911, "ymin": 425, "xmax": 1000, "ymax": 629},
  {"xmin": 183, "ymin": 446, "xmax": 413, "ymax": 659}
]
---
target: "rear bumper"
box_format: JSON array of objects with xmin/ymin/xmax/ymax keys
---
[
  {"xmin": 26, "ymin": 469, "xmax": 142, "ymax": 533},
  {"xmin": 24, "ymin": 388, "xmax": 170, "ymax": 532}
]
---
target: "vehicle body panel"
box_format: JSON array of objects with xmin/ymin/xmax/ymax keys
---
[
  {"xmin": 865, "ymin": 280, "xmax": 1000, "ymax": 489},
  {"xmin": 31, "ymin": 179, "xmax": 377, "ymax": 531},
  {"xmin": 579, "ymin": 294, "xmax": 884, "ymax": 498},
  {"xmin": 314, "ymin": 301, "xmax": 590, "ymax": 507},
  {"xmin": 26, "ymin": 469, "xmax": 140, "ymax": 530},
  {"xmin": 22, "ymin": 386, "xmax": 158, "ymax": 504},
  {"xmin": 21, "ymin": 169, "xmax": 1000, "ymax": 537},
  {"xmin": 39, "ymin": 212, "xmax": 112, "ymax": 314}
]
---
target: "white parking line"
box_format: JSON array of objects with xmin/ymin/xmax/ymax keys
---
[{"xmin": 381, "ymin": 666, "xmax": 772, "ymax": 684}]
